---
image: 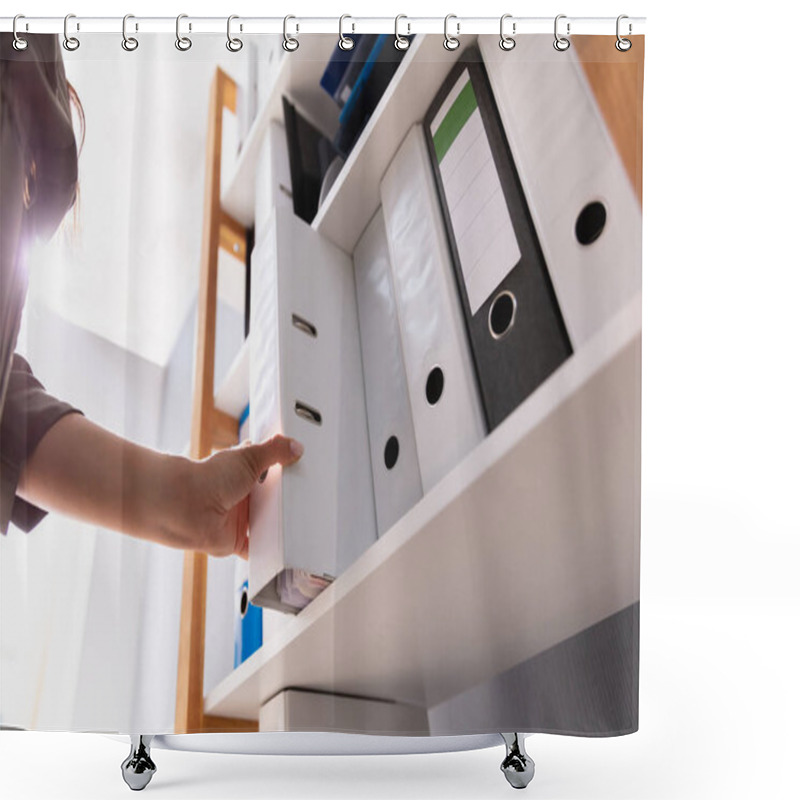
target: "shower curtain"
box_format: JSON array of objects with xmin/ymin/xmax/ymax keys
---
[{"xmin": 0, "ymin": 23, "xmax": 643, "ymax": 744}]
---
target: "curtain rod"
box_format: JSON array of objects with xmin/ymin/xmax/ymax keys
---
[{"xmin": 0, "ymin": 16, "xmax": 646, "ymax": 37}]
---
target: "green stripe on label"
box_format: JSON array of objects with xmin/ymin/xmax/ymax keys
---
[{"xmin": 432, "ymin": 79, "xmax": 478, "ymax": 163}]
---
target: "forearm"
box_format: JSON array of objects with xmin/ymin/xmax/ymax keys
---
[{"xmin": 16, "ymin": 412, "xmax": 196, "ymax": 549}]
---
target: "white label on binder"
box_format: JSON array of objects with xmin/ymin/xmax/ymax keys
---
[{"xmin": 430, "ymin": 71, "xmax": 520, "ymax": 315}]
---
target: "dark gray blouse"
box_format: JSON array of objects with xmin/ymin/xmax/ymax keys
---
[{"xmin": 1, "ymin": 33, "xmax": 82, "ymax": 535}]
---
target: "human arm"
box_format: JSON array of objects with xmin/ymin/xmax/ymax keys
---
[{"xmin": 15, "ymin": 410, "xmax": 303, "ymax": 559}]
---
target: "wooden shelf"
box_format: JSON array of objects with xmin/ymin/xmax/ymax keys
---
[{"xmin": 204, "ymin": 294, "xmax": 641, "ymax": 720}]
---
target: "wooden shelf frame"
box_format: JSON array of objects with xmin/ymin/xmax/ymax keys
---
[{"xmin": 174, "ymin": 67, "xmax": 256, "ymax": 735}]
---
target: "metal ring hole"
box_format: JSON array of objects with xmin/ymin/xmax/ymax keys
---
[
  {"xmin": 616, "ymin": 38, "xmax": 632, "ymax": 52},
  {"xmin": 176, "ymin": 37, "xmax": 192, "ymax": 51},
  {"xmin": 122, "ymin": 38, "xmax": 139, "ymax": 52},
  {"xmin": 227, "ymin": 38, "xmax": 243, "ymax": 52},
  {"xmin": 64, "ymin": 38, "xmax": 80, "ymax": 51},
  {"xmin": 500, "ymin": 38, "xmax": 516, "ymax": 51},
  {"xmin": 12, "ymin": 38, "xmax": 28, "ymax": 51},
  {"xmin": 283, "ymin": 38, "xmax": 299, "ymax": 52},
  {"xmin": 554, "ymin": 38, "xmax": 570, "ymax": 52},
  {"xmin": 394, "ymin": 38, "xmax": 410, "ymax": 51},
  {"xmin": 444, "ymin": 38, "xmax": 460, "ymax": 51},
  {"xmin": 488, "ymin": 291, "xmax": 517, "ymax": 340}
]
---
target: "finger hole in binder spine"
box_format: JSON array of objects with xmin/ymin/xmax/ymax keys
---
[
  {"xmin": 291, "ymin": 314, "xmax": 317, "ymax": 338},
  {"xmin": 425, "ymin": 367, "xmax": 445, "ymax": 405},
  {"xmin": 295, "ymin": 401, "xmax": 322, "ymax": 426}
]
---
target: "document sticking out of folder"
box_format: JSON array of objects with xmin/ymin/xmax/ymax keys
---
[
  {"xmin": 248, "ymin": 206, "xmax": 377, "ymax": 613},
  {"xmin": 380, "ymin": 125, "xmax": 485, "ymax": 494},
  {"xmin": 353, "ymin": 208, "xmax": 423, "ymax": 535},
  {"xmin": 424, "ymin": 50, "xmax": 573, "ymax": 432}
]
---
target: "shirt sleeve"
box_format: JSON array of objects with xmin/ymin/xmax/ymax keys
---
[{"xmin": 0, "ymin": 353, "xmax": 83, "ymax": 535}]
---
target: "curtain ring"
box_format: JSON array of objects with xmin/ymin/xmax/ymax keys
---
[
  {"xmin": 615, "ymin": 15, "xmax": 632, "ymax": 51},
  {"xmin": 63, "ymin": 14, "xmax": 80, "ymax": 51},
  {"xmin": 226, "ymin": 15, "xmax": 243, "ymax": 52},
  {"xmin": 283, "ymin": 15, "xmax": 299, "ymax": 52},
  {"xmin": 394, "ymin": 15, "xmax": 410, "ymax": 51},
  {"xmin": 176, "ymin": 14, "xmax": 192, "ymax": 51},
  {"xmin": 443, "ymin": 14, "xmax": 460, "ymax": 51},
  {"xmin": 338, "ymin": 15, "xmax": 355, "ymax": 51},
  {"xmin": 499, "ymin": 14, "xmax": 515, "ymax": 51},
  {"xmin": 12, "ymin": 15, "xmax": 28, "ymax": 51},
  {"xmin": 553, "ymin": 14, "xmax": 570, "ymax": 51},
  {"xmin": 122, "ymin": 14, "xmax": 139, "ymax": 51}
]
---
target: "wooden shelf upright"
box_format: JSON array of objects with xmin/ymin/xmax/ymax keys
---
[{"xmin": 174, "ymin": 67, "xmax": 256, "ymax": 735}]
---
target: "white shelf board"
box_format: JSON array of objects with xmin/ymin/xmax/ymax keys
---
[
  {"xmin": 205, "ymin": 293, "xmax": 642, "ymax": 720},
  {"xmin": 221, "ymin": 36, "xmax": 342, "ymax": 228},
  {"xmin": 313, "ymin": 33, "xmax": 476, "ymax": 254},
  {"xmin": 214, "ymin": 337, "xmax": 249, "ymax": 419}
]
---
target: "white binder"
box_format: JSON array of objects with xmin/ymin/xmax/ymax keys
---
[
  {"xmin": 353, "ymin": 208, "xmax": 423, "ymax": 536},
  {"xmin": 380, "ymin": 125, "xmax": 485, "ymax": 493},
  {"xmin": 253, "ymin": 120, "xmax": 293, "ymax": 240},
  {"xmin": 248, "ymin": 205, "xmax": 377, "ymax": 613},
  {"xmin": 478, "ymin": 37, "xmax": 642, "ymax": 349}
]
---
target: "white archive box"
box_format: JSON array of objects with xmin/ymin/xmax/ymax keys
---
[
  {"xmin": 380, "ymin": 125, "xmax": 486, "ymax": 494},
  {"xmin": 352, "ymin": 208, "xmax": 423, "ymax": 536},
  {"xmin": 259, "ymin": 689, "xmax": 429, "ymax": 735},
  {"xmin": 479, "ymin": 36, "xmax": 642, "ymax": 349},
  {"xmin": 248, "ymin": 205, "xmax": 377, "ymax": 614}
]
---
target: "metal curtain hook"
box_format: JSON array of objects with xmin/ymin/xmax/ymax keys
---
[
  {"xmin": 443, "ymin": 14, "xmax": 460, "ymax": 51},
  {"xmin": 283, "ymin": 15, "xmax": 299, "ymax": 51},
  {"xmin": 226, "ymin": 15, "xmax": 243, "ymax": 52},
  {"xmin": 176, "ymin": 13, "xmax": 192, "ymax": 51},
  {"xmin": 122, "ymin": 14, "xmax": 139, "ymax": 51},
  {"xmin": 339, "ymin": 15, "xmax": 354, "ymax": 51},
  {"xmin": 12, "ymin": 15, "xmax": 28, "ymax": 51},
  {"xmin": 553, "ymin": 14, "xmax": 570, "ymax": 51},
  {"xmin": 64, "ymin": 13, "xmax": 80, "ymax": 51},
  {"xmin": 499, "ymin": 14, "xmax": 515, "ymax": 51},
  {"xmin": 616, "ymin": 14, "xmax": 632, "ymax": 51},
  {"xmin": 394, "ymin": 15, "xmax": 410, "ymax": 51}
]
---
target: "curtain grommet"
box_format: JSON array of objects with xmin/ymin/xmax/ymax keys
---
[
  {"xmin": 338, "ymin": 14, "xmax": 355, "ymax": 51},
  {"xmin": 443, "ymin": 14, "xmax": 460, "ymax": 51},
  {"xmin": 394, "ymin": 15, "xmax": 410, "ymax": 51},
  {"xmin": 283, "ymin": 15, "xmax": 299, "ymax": 52},
  {"xmin": 63, "ymin": 14, "xmax": 80, "ymax": 51},
  {"xmin": 226, "ymin": 15, "xmax": 243, "ymax": 52},
  {"xmin": 499, "ymin": 14, "xmax": 516, "ymax": 51},
  {"xmin": 12, "ymin": 14, "xmax": 28, "ymax": 51},
  {"xmin": 121, "ymin": 14, "xmax": 139, "ymax": 52},
  {"xmin": 176, "ymin": 14, "xmax": 192, "ymax": 51},
  {"xmin": 553, "ymin": 14, "xmax": 570, "ymax": 51},
  {"xmin": 615, "ymin": 15, "xmax": 632, "ymax": 51}
]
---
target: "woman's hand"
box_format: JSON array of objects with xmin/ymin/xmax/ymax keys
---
[
  {"xmin": 178, "ymin": 434, "xmax": 304, "ymax": 560},
  {"xmin": 17, "ymin": 412, "xmax": 304, "ymax": 559}
]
